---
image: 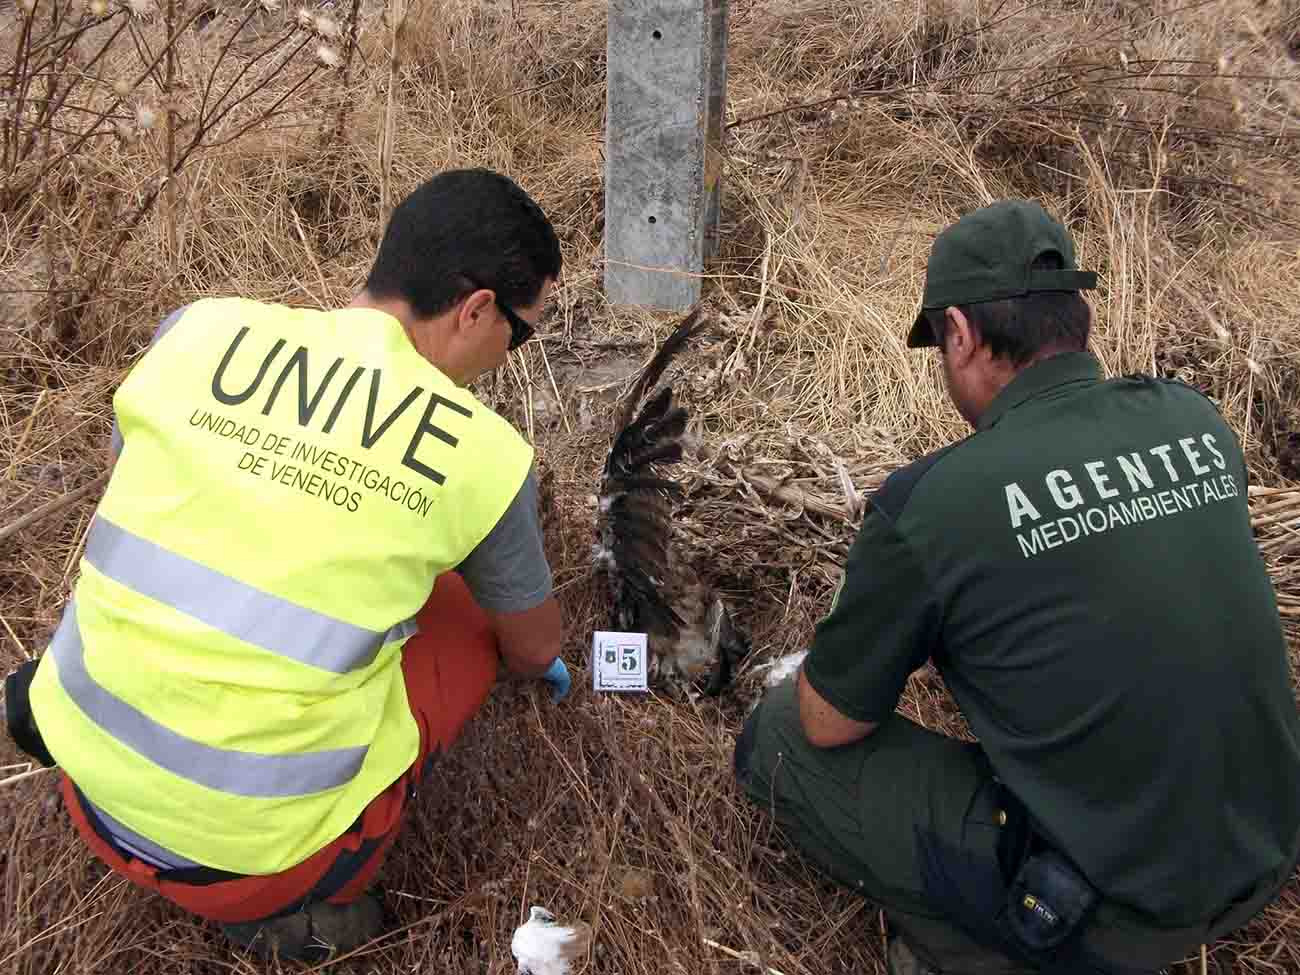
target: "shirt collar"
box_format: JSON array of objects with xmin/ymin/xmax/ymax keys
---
[{"xmin": 976, "ymin": 351, "xmax": 1102, "ymax": 431}]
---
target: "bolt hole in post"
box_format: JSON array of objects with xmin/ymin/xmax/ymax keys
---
[
  {"xmin": 652, "ymin": 29, "xmax": 662, "ymax": 39},
  {"xmin": 647, "ymin": 215, "xmax": 657, "ymax": 224}
]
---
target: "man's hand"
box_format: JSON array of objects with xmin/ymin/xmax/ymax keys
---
[
  {"xmin": 797, "ymin": 666, "xmax": 877, "ymax": 748},
  {"xmin": 486, "ymin": 595, "xmax": 563, "ymax": 679}
]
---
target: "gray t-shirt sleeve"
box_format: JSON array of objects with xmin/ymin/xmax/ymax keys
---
[
  {"xmin": 111, "ymin": 305, "xmax": 191, "ymax": 457},
  {"xmin": 456, "ymin": 466, "xmax": 554, "ymax": 613}
]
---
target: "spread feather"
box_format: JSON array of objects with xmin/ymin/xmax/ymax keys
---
[{"xmin": 594, "ymin": 308, "xmax": 750, "ymax": 695}]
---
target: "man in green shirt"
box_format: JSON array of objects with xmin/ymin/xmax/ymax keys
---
[{"xmin": 734, "ymin": 200, "xmax": 1300, "ymax": 974}]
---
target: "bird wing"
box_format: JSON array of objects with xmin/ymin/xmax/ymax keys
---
[
  {"xmin": 610, "ymin": 306, "xmax": 707, "ymax": 433},
  {"xmin": 596, "ymin": 310, "xmax": 710, "ymax": 638},
  {"xmin": 598, "ymin": 385, "xmax": 688, "ymax": 637}
]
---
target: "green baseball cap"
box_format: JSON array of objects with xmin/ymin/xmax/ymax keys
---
[{"xmin": 907, "ymin": 200, "xmax": 1099, "ymax": 348}]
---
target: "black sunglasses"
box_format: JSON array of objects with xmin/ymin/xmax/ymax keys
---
[{"xmin": 461, "ymin": 275, "xmax": 534, "ymax": 351}]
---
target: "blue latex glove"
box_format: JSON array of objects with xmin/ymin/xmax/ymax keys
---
[{"xmin": 541, "ymin": 657, "xmax": 571, "ymax": 703}]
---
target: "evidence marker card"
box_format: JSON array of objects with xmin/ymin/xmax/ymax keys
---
[{"xmin": 592, "ymin": 631, "xmax": 648, "ymax": 692}]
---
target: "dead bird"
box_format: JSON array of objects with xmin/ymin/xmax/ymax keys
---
[{"xmin": 592, "ymin": 307, "xmax": 750, "ymax": 696}]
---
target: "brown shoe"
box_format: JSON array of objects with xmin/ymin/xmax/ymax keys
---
[{"xmin": 221, "ymin": 893, "xmax": 384, "ymax": 962}]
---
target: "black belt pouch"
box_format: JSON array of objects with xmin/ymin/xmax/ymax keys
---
[
  {"xmin": 4, "ymin": 660, "xmax": 56, "ymax": 767},
  {"xmin": 1002, "ymin": 848, "xmax": 1100, "ymax": 964}
]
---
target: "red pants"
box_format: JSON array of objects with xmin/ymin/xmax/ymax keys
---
[{"xmin": 62, "ymin": 573, "xmax": 499, "ymax": 924}]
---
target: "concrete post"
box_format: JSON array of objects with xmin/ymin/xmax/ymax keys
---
[{"xmin": 604, "ymin": 0, "xmax": 729, "ymax": 311}]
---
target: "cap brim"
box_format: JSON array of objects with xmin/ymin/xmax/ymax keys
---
[{"xmin": 906, "ymin": 309, "xmax": 937, "ymax": 349}]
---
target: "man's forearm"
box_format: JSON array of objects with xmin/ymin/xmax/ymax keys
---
[
  {"xmin": 488, "ymin": 596, "xmax": 564, "ymax": 679},
  {"xmin": 499, "ymin": 646, "xmax": 558, "ymax": 679},
  {"xmin": 797, "ymin": 666, "xmax": 877, "ymax": 748}
]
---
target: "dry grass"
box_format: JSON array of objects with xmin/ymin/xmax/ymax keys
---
[{"xmin": 2, "ymin": 0, "xmax": 1300, "ymax": 972}]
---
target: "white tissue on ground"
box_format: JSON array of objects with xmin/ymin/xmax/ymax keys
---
[{"xmin": 511, "ymin": 906, "xmax": 589, "ymax": 975}]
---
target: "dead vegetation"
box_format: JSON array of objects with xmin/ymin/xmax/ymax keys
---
[{"xmin": 2, "ymin": 0, "xmax": 1299, "ymax": 972}]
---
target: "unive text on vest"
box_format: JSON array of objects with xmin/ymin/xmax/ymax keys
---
[{"xmin": 194, "ymin": 326, "xmax": 476, "ymax": 518}]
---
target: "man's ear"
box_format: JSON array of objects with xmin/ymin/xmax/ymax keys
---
[
  {"xmin": 455, "ymin": 288, "xmax": 496, "ymax": 335},
  {"xmin": 943, "ymin": 306, "xmax": 978, "ymax": 366}
]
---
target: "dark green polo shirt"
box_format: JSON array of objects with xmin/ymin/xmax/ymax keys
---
[{"xmin": 804, "ymin": 351, "xmax": 1300, "ymax": 925}]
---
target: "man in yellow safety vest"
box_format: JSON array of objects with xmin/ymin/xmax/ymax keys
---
[{"xmin": 3, "ymin": 168, "xmax": 572, "ymax": 961}]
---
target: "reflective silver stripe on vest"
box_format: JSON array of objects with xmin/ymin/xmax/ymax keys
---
[
  {"xmin": 50, "ymin": 601, "xmax": 367, "ymax": 798},
  {"xmin": 84, "ymin": 516, "xmax": 417, "ymax": 674}
]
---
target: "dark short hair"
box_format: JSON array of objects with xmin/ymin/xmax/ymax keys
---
[
  {"xmin": 924, "ymin": 252, "xmax": 1091, "ymax": 365},
  {"xmin": 365, "ymin": 168, "xmax": 561, "ymax": 318}
]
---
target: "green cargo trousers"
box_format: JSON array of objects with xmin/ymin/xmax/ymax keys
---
[{"xmin": 733, "ymin": 680, "xmax": 1285, "ymax": 974}]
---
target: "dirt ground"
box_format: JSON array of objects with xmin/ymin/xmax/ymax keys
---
[{"xmin": 2, "ymin": 1, "xmax": 1299, "ymax": 973}]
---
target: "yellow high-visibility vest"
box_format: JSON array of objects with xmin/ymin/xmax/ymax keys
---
[{"xmin": 30, "ymin": 297, "xmax": 533, "ymax": 875}]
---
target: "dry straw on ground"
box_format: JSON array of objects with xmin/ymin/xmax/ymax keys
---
[{"xmin": 2, "ymin": 0, "xmax": 1299, "ymax": 972}]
